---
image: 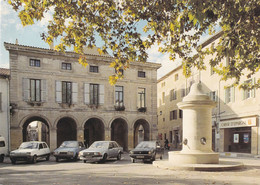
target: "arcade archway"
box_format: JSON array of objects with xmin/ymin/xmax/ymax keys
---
[
  {"xmin": 57, "ymin": 117, "xmax": 77, "ymax": 147},
  {"xmin": 84, "ymin": 118, "xmax": 104, "ymax": 147},
  {"xmin": 22, "ymin": 116, "xmax": 50, "ymax": 146},
  {"xmin": 111, "ymin": 118, "xmax": 128, "ymax": 151},
  {"xmin": 133, "ymin": 119, "xmax": 150, "ymax": 147}
]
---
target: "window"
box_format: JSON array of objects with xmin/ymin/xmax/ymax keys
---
[
  {"xmin": 29, "ymin": 59, "xmax": 40, "ymax": 67},
  {"xmin": 210, "ymin": 66, "xmax": 215, "ymax": 75},
  {"xmin": 225, "ymin": 86, "xmax": 235, "ymax": 103},
  {"xmin": 0, "ymin": 141, "xmax": 5, "ymax": 147},
  {"xmin": 179, "ymin": 110, "xmax": 183, "ymax": 118},
  {"xmin": 160, "ymin": 111, "xmax": 162, "ymax": 115},
  {"xmin": 162, "ymin": 92, "xmax": 165, "ymax": 103},
  {"xmin": 30, "ymin": 79, "xmax": 41, "ymax": 102},
  {"xmin": 170, "ymin": 110, "xmax": 177, "ymax": 120},
  {"xmin": 138, "ymin": 71, "xmax": 146, "ymax": 78},
  {"xmin": 161, "ymin": 82, "xmax": 165, "ymax": 87},
  {"xmin": 163, "ymin": 118, "xmax": 165, "ymax": 122},
  {"xmin": 62, "ymin": 81, "xmax": 72, "ymax": 104},
  {"xmin": 0, "ymin": 93, "xmax": 2, "ymax": 111},
  {"xmin": 137, "ymin": 88, "xmax": 146, "ymax": 108},
  {"xmin": 210, "ymin": 91, "xmax": 218, "ymax": 102},
  {"xmin": 90, "ymin": 66, "xmax": 99, "ymax": 73},
  {"xmin": 170, "ymin": 89, "xmax": 177, "ymax": 101},
  {"xmin": 243, "ymin": 79, "xmax": 255, "ymax": 100},
  {"xmin": 90, "ymin": 84, "xmax": 99, "ymax": 105},
  {"xmin": 115, "ymin": 69, "xmax": 124, "ymax": 75},
  {"xmin": 175, "ymin": 74, "xmax": 179, "ymax": 81},
  {"xmin": 181, "ymin": 88, "xmax": 185, "ymax": 97},
  {"xmin": 62, "ymin": 62, "xmax": 72, "ymax": 70},
  {"xmin": 115, "ymin": 86, "xmax": 124, "ymax": 105},
  {"xmin": 169, "ymin": 131, "xmax": 173, "ymax": 143}
]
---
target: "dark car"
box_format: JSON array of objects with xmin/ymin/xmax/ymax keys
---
[
  {"xmin": 53, "ymin": 141, "xmax": 86, "ymax": 162},
  {"xmin": 129, "ymin": 141, "xmax": 163, "ymax": 163}
]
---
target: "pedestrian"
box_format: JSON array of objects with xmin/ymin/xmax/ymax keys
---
[{"xmin": 164, "ymin": 139, "xmax": 169, "ymax": 150}]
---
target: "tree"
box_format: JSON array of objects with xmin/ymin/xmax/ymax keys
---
[{"xmin": 7, "ymin": 0, "xmax": 260, "ymax": 87}]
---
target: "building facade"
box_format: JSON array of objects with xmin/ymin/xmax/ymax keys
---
[
  {"xmin": 0, "ymin": 68, "xmax": 10, "ymax": 152},
  {"xmin": 157, "ymin": 33, "xmax": 260, "ymax": 155},
  {"xmin": 5, "ymin": 42, "xmax": 161, "ymax": 151}
]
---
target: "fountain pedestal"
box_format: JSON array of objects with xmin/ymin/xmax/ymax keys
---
[
  {"xmin": 154, "ymin": 83, "xmax": 243, "ymax": 171},
  {"xmin": 169, "ymin": 83, "xmax": 218, "ymax": 164}
]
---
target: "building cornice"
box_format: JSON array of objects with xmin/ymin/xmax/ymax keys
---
[{"xmin": 4, "ymin": 42, "xmax": 161, "ymax": 70}]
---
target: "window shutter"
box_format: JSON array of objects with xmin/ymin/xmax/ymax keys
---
[
  {"xmin": 99, "ymin": 84, "xmax": 104, "ymax": 104},
  {"xmin": 41, "ymin": 79, "xmax": 47, "ymax": 102},
  {"xmin": 72, "ymin": 82, "xmax": 78, "ymax": 104},
  {"xmin": 231, "ymin": 86, "xmax": 235, "ymax": 102},
  {"xmin": 22, "ymin": 78, "xmax": 30, "ymax": 101},
  {"xmin": 252, "ymin": 78, "xmax": 256, "ymax": 98},
  {"xmin": 84, "ymin": 83, "xmax": 90, "ymax": 104},
  {"xmin": 224, "ymin": 88, "xmax": 227, "ymax": 104},
  {"xmin": 55, "ymin": 81, "xmax": 62, "ymax": 103}
]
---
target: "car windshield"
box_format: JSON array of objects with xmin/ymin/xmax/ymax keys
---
[
  {"xmin": 89, "ymin": 142, "xmax": 109, "ymax": 149},
  {"xmin": 136, "ymin": 142, "xmax": 156, "ymax": 149},
  {"xmin": 60, "ymin": 141, "xmax": 78, "ymax": 148},
  {"xmin": 19, "ymin": 142, "xmax": 38, "ymax": 149}
]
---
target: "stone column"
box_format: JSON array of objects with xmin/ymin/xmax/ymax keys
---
[
  {"xmin": 168, "ymin": 83, "xmax": 219, "ymax": 164},
  {"xmin": 49, "ymin": 128, "xmax": 57, "ymax": 151}
]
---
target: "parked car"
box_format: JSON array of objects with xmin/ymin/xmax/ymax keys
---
[
  {"xmin": 129, "ymin": 141, "xmax": 164, "ymax": 163},
  {"xmin": 53, "ymin": 141, "xmax": 86, "ymax": 162},
  {"xmin": 79, "ymin": 141, "xmax": 123, "ymax": 163},
  {"xmin": 10, "ymin": 141, "xmax": 50, "ymax": 164},
  {"xmin": 0, "ymin": 136, "xmax": 7, "ymax": 163}
]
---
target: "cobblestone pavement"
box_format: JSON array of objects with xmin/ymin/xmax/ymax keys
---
[{"xmin": 0, "ymin": 152, "xmax": 260, "ymax": 185}]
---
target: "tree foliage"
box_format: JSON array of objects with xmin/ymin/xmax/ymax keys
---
[{"xmin": 7, "ymin": 0, "xmax": 260, "ymax": 87}]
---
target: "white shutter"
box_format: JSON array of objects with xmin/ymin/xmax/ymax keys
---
[
  {"xmin": 252, "ymin": 78, "xmax": 256, "ymax": 98},
  {"xmin": 56, "ymin": 81, "xmax": 62, "ymax": 103},
  {"xmin": 41, "ymin": 79, "xmax": 47, "ymax": 102},
  {"xmin": 99, "ymin": 84, "xmax": 104, "ymax": 105},
  {"xmin": 72, "ymin": 82, "xmax": 78, "ymax": 104},
  {"xmin": 231, "ymin": 86, "xmax": 235, "ymax": 102},
  {"xmin": 84, "ymin": 83, "xmax": 90, "ymax": 104},
  {"xmin": 22, "ymin": 78, "xmax": 30, "ymax": 101}
]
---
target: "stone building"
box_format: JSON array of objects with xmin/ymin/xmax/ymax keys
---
[
  {"xmin": 0, "ymin": 68, "xmax": 10, "ymax": 152},
  {"xmin": 4, "ymin": 42, "xmax": 161, "ymax": 151},
  {"xmin": 157, "ymin": 32, "xmax": 260, "ymax": 155}
]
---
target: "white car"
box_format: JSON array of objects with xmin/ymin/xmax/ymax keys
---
[
  {"xmin": 79, "ymin": 141, "xmax": 123, "ymax": 163},
  {"xmin": 0, "ymin": 136, "xmax": 7, "ymax": 163},
  {"xmin": 10, "ymin": 141, "xmax": 50, "ymax": 164}
]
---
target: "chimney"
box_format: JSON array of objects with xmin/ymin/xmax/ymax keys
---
[{"xmin": 49, "ymin": 42, "xmax": 54, "ymax": 50}]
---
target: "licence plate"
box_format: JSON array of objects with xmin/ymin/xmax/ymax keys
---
[{"xmin": 136, "ymin": 156, "xmax": 144, "ymax": 159}]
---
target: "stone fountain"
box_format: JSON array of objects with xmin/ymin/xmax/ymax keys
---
[{"xmin": 154, "ymin": 83, "xmax": 243, "ymax": 171}]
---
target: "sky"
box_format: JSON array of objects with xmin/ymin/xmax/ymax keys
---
[{"xmin": 0, "ymin": 0, "xmax": 210, "ymax": 79}]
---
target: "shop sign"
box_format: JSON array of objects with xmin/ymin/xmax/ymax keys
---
[
  {"xmin": 233, "ymin": 134, "xmax": 239, "ymax": 143},
  {"xmin": 244, "ymin": 133, "xmax": 249, "ymax": 144},
  {"xmin": 219, "ymin": 117, "xmax": 256, "ymax": 128}
]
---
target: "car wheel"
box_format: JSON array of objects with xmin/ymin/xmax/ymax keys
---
[
  {"xmin": 101, "ymin": 153, "xmax": 107, "ymax": 163},
  {"xmin": 83, "ymin": 160, "xmax": 86, "ymax": 163},
  {"xmin": 0, "ymin": 155, "xmax": 4, "ymax": 163},
  {"xmin": 32, "ymin": 155, "xmax": 37, "ymax": 164},
  {"xmin": 117, "ymin": 153, "xmax": 121, "ymax": 160},
  {"xmin": 46, "ymin": 155, "xmax": 50, "ymax": 161},
  {"xmin": 11, "ymin": 159, "xmax": 16, "ymax": 164},
  {"xmin": 73, "ymin": 153, "xmax": 78, "ymax": 161},
  {"xmin": 131, "ymin": 158, "xmax": 135, "ymax": 163},
  {"xmin": 55, "ymin": 157, "xmax": 59, "ymax": 162}
]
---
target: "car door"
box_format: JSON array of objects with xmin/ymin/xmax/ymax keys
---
[
  {"xmin": 38, "ymin": 143, "xmax": 45, "ymax": 157},
  {"xmin": 107, "ymin": 142, "xmax": 115, "ymax": 158}
]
